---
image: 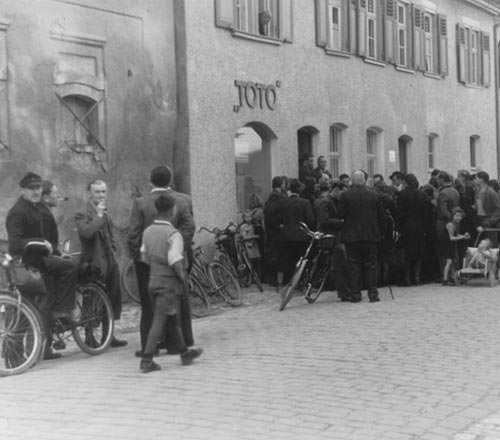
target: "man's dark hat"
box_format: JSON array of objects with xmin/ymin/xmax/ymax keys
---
[{"xmin": 19, "ymin": 172, "xmax": 42, "ymax": 188}]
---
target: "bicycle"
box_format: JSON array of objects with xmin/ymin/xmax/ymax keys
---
[
  {"xmin": 190, "ymin": 245, "xmax": 242, "ymax": 307},
  {"xmin": 0, "ymin": 242, "xmax": 114, "ymax": 376},
  {"xmin": 279, "ymin": 222, "xmax": 335, "ymax": 311},
  {"xmin": 198, "ymin": 224, "xmax": 239, "ymax": 280},
  {"xmin": 234, "ymin": 226, "xmax": 264, "ymax": 292}
]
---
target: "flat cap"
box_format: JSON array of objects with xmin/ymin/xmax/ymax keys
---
[{"xmin": 19, "ymin": 172, "xmax": 42, "ymax": 188}]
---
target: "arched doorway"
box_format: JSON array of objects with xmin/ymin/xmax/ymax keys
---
[
  {"xmin": 234, "ymin": 122, "xmax": 276, "ymax": 212},
  {"xmin": 398, "ymin": 135, "xmax": 413, "ymax": 174},
  {"xmin": 297, "ymin": 126, "xmax": 319, "ymax": 170}
]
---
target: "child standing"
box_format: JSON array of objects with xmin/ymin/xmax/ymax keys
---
[
  {"xmin": 441, "ymin": 207, "xmax": 470, "ymax": 286},
  {"xmin": 139, "ymin": 194, "xmax": 202, "ymax": 373}
]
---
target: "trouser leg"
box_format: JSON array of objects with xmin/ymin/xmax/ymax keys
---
[
  {"xmin": 144, "ymin": 312, "xmax": 167, "ymax": 356},
  {"xmin": 345, "ymin": 242, "xmax": 362, "ymax": 300},
  {"xmin": 43, "ymin": 256, "xmax": 78, "ymax": 312},
  {"xmin": 364, "ymin": 242, "xmax": 379, "ymax": 298},
  {"xmin": 333, "ymin": 244, "xmax": 351, "ymax": 299},
  {"xmin": 135, "ymin": 261, "xmax": 152, "ymax": 352},
  {"xmin": 106, "ymin": 259, "xmax": 122, "ymax": 320}
]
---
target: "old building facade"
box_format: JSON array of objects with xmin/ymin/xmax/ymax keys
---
[{"xmin": 181, "ymin": 0, "xmax": 500, "ymax": 227}]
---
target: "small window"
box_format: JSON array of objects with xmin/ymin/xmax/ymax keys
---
[
  {"xmin": 367, "ymin": 130, "xmax": 378, "ymax": 177},
  {"xmin": 470, "ymin": 135, "xmax": 479, "ymax": 168},
  {"xmin": 60, "ymin": 95, "xmax": 99, "ymax": 149},
  {"xmin": 233, "ymin": 0, "xmax": 279, "ymax": 39},
  {"xmin": 330, "ymin": 124, "xmax": 346, "ymax": 178},
  {"xmin": 428, "ymin": 134, "xmax": 438, "ymax": 170}
]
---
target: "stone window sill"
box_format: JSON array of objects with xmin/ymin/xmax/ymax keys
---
[
  {"xmin": 395, "ymin": 65, "xmax": 415, "ymax": 74},
  {"xmin": 231, "ymin": 30, "xmax": 281, "ymax": 46},
  {"xmin": 363, "ymin": 57, "xmax": 386, "ymax": 68},
  {"xmin": 324, "ymin": 48, "xmax": 351, "ymax": 58},
  {"xmin": 423, "ymin": 72, "xmax": 442, "ymax": 80}
]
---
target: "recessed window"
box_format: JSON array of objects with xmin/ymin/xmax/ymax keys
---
[
  {"xmin": 367, "ymin": 128, "xmax": 380, "ymax": 177},
  {"xmin": 470, "ymin": 135, "xmax": 479, "ymax": 168},
  {"xmin": 396, "ymin": 2, "xmax": 409, "ymax": 67},
  {"xmin": 428, "ymin": 134, "xmax": 438, "ymax": 170},
  {"xmin": 423, "ymin": 12, "xmax": 434, "ymax": 73},
  {"xmin": 330, "ymin": 124, "xmax": 346, "ymax": 178},
  {"xmin": 60, "ymin": 95, "xmax": 99, "ymax": 149}
]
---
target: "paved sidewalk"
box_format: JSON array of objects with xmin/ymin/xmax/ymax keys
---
[{"xmin": 2, "ymin": 283, "xmax": 500, "ymax": 439}]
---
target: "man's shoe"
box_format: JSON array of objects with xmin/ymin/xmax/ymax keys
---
[
  {"xmin": 349, "ymin": 296, "xmax": 362, "ymax": 303},
  {"xmin": 52, "ymin": 340, "xmax": 66, "ymax": 350},
  {"xmin": 181, "ymin": 347, "xmax": 203, "ymax": 366},
  {"xmin": 140, "ymin": 359, "xmax": 161, "ymax": 373},
  {"xmin": 110, "ymin": 338, "xmax": 128, "ymax": 348},
  {"xmin": 369, "ymin": 296, "xmax": 380, "ymax": 303},
  {"xmin": 43, "ymin": 350, "xmax": 62, "ymax": 361}
]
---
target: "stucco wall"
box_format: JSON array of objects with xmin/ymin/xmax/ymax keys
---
[
  {"xmin": 183, "ymin": 0, "xmax": 498, "ymax": 228},
  {"xmin": 0, "ymin": 0, "xmax": 177, "ymax": 248}
]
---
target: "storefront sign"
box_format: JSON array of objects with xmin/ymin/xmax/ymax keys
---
[{"xmin": 234, "ymin": 80, "xmax": 280, "ymax": 112}]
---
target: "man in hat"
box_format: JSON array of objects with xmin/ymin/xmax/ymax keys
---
[{"xmin": 6, "ymin": 172, "xmax": 78, "ymax": 360}]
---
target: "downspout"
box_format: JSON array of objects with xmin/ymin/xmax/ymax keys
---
[{"xmin": 495, "ymin": 22, "xmax": 500, "ymax": 178}]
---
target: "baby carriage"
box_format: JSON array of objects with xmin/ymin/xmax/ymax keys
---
[{"xmin": 455, "ymin": 228, "xmax": 500, "ymax": 287}]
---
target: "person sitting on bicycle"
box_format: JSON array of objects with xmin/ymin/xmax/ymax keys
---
[
  {"xmin": 139, "ymin": 193, "xmax": 202, "ymax": 373},
  {"xmin": 5, "ymin": 172, "xmax": 78, "ymax": 360}
]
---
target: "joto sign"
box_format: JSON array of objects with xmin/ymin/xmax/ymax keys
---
[{"xmin": 234, "ymin": 80, "xmax": 280, "ymax": 112}]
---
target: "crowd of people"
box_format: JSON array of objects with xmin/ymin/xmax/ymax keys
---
[{"xmin": 253, "ymin": 154, "xmax": 500, "ymax": 302}]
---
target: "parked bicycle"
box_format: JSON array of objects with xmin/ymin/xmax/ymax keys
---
[
  {"xmin": 0, "ymin": 242, "xmax": 114, "ymax": 376},
  {"xmin": 198, "ymin": 224, "xmax": 239, "ymax": 280},
  {"xmin": 279, "ymin": 222, "xmax": 335, "ymax": 311},
  {"xmin": 190, "ymin": 244, "xmax": 241, "ymax": 308}
]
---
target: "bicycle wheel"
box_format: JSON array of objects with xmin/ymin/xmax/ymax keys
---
[
  {"xmin": 218, "ymin": 252, "xmax": 239, "ymax": 280},
  {"xmin": 72, "ymin": 282, "xmax": 114, "ymax": 355},
  {"xmin": 305, "ymin": 254, "xmax": 331, "ymax": 304},
  {"xmin": 208, "ymin": 262, "xmax": 242, "ymax": 306},
  {"xmin": 189, "ymin": 277, "xmax": 210, "ymax": 317},
  {"xmin": 280, "ymin": 259, "xmax": 307, "ymax": 311},
  {"xmin": 241, "ymin": 251, "xmax": 263, "ymax": 292},
  {"xmin": 0, "ymin": 294, "xmax": 44, "ymax": 376},
  {"xmin": 119, "ymin": 259, "xmax": 141, "ymax": 304}
]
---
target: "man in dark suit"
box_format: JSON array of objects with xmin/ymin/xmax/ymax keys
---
[
  {"xmin": 128, "ymin": 166, "xmax": 195, "ymax": 357},
  {"xmin": 337, "ymin": 171, "xmax": 385, "ymax": 302},
  {"xmin": 74, "ymin": 179, "xmax": 127, "ymax": 347},
  {"xmin": 6, "ymin": 172, "xmax": 78, "ymax": 360},
  {"xmin": 280, "ymin": 179, "xmax": 315, "ymax": 283}
]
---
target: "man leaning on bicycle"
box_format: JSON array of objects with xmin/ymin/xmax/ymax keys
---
[{"xmin": 5, "ymin": 172, "xmax": 78, "ymax": 360}]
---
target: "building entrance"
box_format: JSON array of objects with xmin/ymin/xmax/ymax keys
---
[
  {"xmin": 234, "ymin": 122, "xmax": 275, "ymax": 212},
  {"xmin": 297, "ymin": 126, "xmax": 319, "ymax": 171}
]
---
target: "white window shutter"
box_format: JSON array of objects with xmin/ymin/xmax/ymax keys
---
[
  {"xmin": 316, "ymin": 0, "xmax": 328, "ymax": 47},
  {"xmin": 412, "ymin": 6, "xmax": 423, "ymax": 71},
  {"xmin": 279, "ymin": 0, "xmax": 293, "ymax": 42},
  {"xmin": 481, "ymin": 31, "xmax": 491, "ymax": 87},
  {"xmin": 438, "ymin": 14, "xmax": 448, "ymax": 76},
  {"xmin": 215, "ymin": 0, "xmax": 234, "ymax": 28},
  {"xmin": 385, "ymin": 0, "xmax": 395, "ymax": 63},
  {"xmin": 357, "ymin": 0, "xmax": 367, "ymax": 56},
  {"xmin": 457, "ymin": 24, "xmax": 467, "ymax": 83}
]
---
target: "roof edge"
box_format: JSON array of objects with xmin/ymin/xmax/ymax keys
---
[{"xmin": 463, "ymin": 0, "xmax": 500, "ymax": 15}]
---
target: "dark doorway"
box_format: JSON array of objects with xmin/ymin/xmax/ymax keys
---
[{"xmin": 297, "ymin": 126, "xmax": 319, "ymax": 170}]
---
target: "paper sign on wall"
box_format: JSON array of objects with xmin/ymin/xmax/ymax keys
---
[{"xmin": 389, "ymin": 150, "xmax": 396, "ymax": 163}]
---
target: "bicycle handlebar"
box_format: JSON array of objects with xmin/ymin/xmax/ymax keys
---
[
  {"xmin": 297, "ymin": 222, "xmax": 334, "ymax": 241},
  {"xmin": 198, "ymin": 222, "xmax": 238, "ymax": 236}
]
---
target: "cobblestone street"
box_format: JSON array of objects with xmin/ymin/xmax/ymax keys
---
[{"xmin": 2, "ymin": 283, "xmax": 500, "ymax": 440}]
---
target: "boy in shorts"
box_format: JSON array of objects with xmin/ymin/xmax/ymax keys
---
[{"xmin": 139, "ymin": 194, "xmax": 202, "ymax": 373}]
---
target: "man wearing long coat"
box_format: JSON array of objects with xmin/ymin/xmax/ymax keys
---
[{"xmin": 75, "ymin": 179, "xmax": 127, "ymax": 347}]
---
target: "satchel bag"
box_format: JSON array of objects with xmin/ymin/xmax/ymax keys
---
[{"xmin": 12, "ymin": 262, "xmax": 47, "ymax": 296}]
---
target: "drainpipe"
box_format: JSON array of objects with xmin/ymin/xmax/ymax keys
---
[{"xmin": 495, "ymin": 22, "xmax": 500, "ymax": 178}]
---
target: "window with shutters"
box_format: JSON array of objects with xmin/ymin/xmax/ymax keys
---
[
  {"xmin": 215, "ymin": 0, "xmax": 292, "ymax": 43},
  {"xmin": 423, "ymin": 12, "xmax": 434, "ymax": 73},
  {"xmin": 457, "ymin": 24, "xmax": 490, "ymax": 88},
  {"xmin": 396, "ymin": 2, "xmax": 409, "ymax": 67},
  {"xmin": 327, "ymin": 0, "xmax": 342, "ymax": 50},
  {"xmin": 329, "ymin": 124, "xmax": 346, "ymax": 178}
]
